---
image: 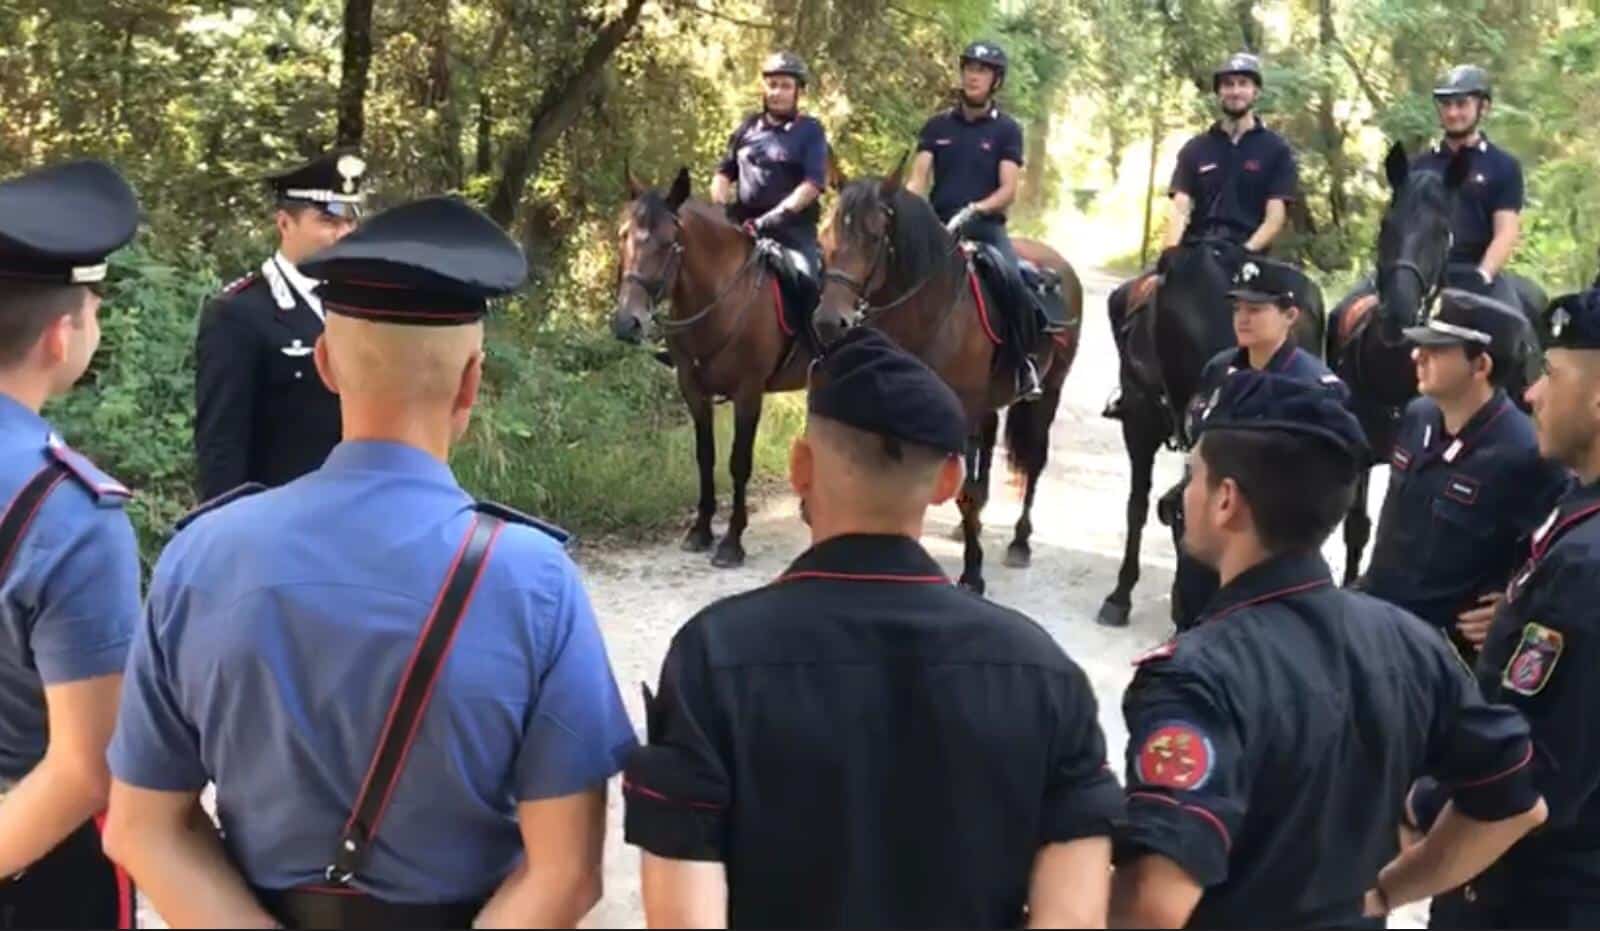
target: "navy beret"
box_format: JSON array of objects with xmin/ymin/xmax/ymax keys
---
[
  {"xmin": 301, "ymin": 196, "xmax": 527, "ymax": 326},
  {"xmin": 1545, "ymin": 289, "xmax": 1600, "ymax": 351},
  {"xmin": 0, "ymin": 160, "xmax": 138, "ymax": 285},
  {"xmin": 808, "ymin": 327, "xmax": 968, "ymax": 455},
  {"xmin": 1195, "ymin": 369, "xmax": 1369, "ymax": 464}
]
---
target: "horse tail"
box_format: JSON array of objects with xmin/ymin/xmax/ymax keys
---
[{"xmin": 1003, "ymin": 397, "xmax": 1049, "ymax": 489}]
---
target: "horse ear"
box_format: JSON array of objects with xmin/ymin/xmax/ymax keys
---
[
  {"xmin": 666, "ymin": 166, "xmax": 691, "ymax": 212},
  {"xmin": 1444, "ymin": 146, "xmax": 1472, "ymax": 191},
  {"xmin": 879, "ymin": 149, "xmax": 910, "ymax": 198},
  {"xmin": 1383, "ymin": 141, "xmax": 1408, "ymax": 192},
  {"xmin": 625, "ymin": 158, "xmax": 645, "ymax": 200},
  {"xmin": 825, "ymin": 143, "xmax": 846, "ymax": 191}
]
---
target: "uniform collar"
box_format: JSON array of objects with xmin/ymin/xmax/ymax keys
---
[
  {"xmin": 1422, "ymin": 389, "xmax": 1509, "ymax": 462},
  {"xmin": 0, "ymin": 391, "xmax": 50, "ymax": 439},
  {"xmin": 1209, "ymin": 114, "xmax": 1264, "ymax": 139},
  {"xmin": 761, "ymin": 111, "xmax": 801, "ymax": 131},
  {"xmin": 778, "ymin": 533, "xmax": 949, "ymax": 584},
  {"xmin": 1195, "ymin": 549, "xmax": 1332, "ymax": 626},
  {"xmin": 1531, "ymin": 479, "xmax": 1600, "ymax": 560},
  {"xmin": 270, "ymin": 251, "xmax": 326, "ymax": 320},
  {"xmin": 1435, "ymin": 133, "xmax": 1491, "ymax": 155},
  {"xmin": 1228, "ymin": 342, "xmax": 1296, "ymax": 373},
  {"xmin": 321, "ymin": 440, "xmax": 459, "ymax": 488},
  {"xmin": 952, "ymin": 104, "xmax": 1000, "ymax": 124}
]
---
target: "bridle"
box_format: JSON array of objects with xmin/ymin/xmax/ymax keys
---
[
  {"xmin": 621, "ymin": 215, "xmax": 763, "ymax": 335},
  {"xmin": 821, "ymin": 199, "xmax": 964, "ymax": 327}
]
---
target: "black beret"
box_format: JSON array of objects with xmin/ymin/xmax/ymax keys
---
[
  {"xmin": 300, "ymin": 195, "xmax": 527, "ymax": 326},
  {"xmin": 1226, "ymin": 258, "xmax": 1300, "ymax": 306},
  {"xmin": 808, "ymin": 327, "xmax": 968, "ymax": 455},
  {"xmin": 1195, "ymin": 369, "xmax": 1369, "ymax": 464},
  {"xmin": 268, "ymin": 149, "xmax": 367, "ymax": 218},
  {"xmin": 1545, "ymin": 289, "xmax": 1600, "ymax": 351},
  {"xmin": 1404, "ymin": 288, "xmax": 1528, "ymax": 354},
  {"xmin": 0, "ymin": 160, "xmax": 138, "ymax": 285}
]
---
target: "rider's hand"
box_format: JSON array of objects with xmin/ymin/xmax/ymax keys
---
[
  {"xmin": 1476, "ymin": 266, "xmax": 1494, "ymax": 286},
  {"xmin": 752, "ymin": 206, "xmax": 787, "ymax": 234},
  {"xmin": 945, "ymin": 204, "xmax": 980, "ymax": 235}
]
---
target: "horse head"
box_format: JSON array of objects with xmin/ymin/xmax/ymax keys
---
[
  {"xmin": 1375, "ymin": 140, "xmax": 1462, "ymax": 345},
  {"xmin": 613, "ymin": 166, "xmax": 691, "ymax": 344}
]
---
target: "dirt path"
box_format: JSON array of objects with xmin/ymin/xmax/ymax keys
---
[{"xmin": 141, "ymin": 269, "xmax": 1417, "ymax": 928}]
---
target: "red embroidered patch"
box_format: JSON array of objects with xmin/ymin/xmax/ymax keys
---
[
  {"xmin": 1137, "ymin": 723, "xmax": 1215, "ymax": 791},
  {"xmin": 1243, "ymin": 159, "xmax": 1263, "ymax": 172},
  {"xmin": 1392, "ymin": 448, "xmax": 1413, "ymax": 471}
]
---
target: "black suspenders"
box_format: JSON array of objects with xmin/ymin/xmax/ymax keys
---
[
  {"xmin": 324, "ymin": 512, "xmax": 504, "ymax": 886},
  {"xmin": 0, "ymin": 462, "xmax": 70, "ymax": 579}
]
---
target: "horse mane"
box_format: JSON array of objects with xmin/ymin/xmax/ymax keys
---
[
  {"xmin": 1391, "ymin": 167, "xmax": 1451, "ymax": 216},
  {"xmin": 628, "ymin": 190, "xmax": 739, "ymax": 234},
  {"xmin": 834, "ymin": 180, "xmax": 958, "ymax": 293}
]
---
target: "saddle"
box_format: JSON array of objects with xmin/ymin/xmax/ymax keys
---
[
  {"xmin": 966, "ymin": 243, "xmax": 1071, "ymax": 336},
  {"xmin": 752, "ymin": 238, "xmax": 820, "ymax": 350}
]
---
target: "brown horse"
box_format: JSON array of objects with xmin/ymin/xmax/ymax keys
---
[
  {"xmin": 612, "ymin": 168, "xmax": 810, "ymax": 567},
  {"xmin": 816, "ymin": 162, "xmax": 1083, "ymax": 594}
]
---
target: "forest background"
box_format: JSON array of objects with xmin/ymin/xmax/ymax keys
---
[{"xmin": 4, "ymin": 0, "xmax": 1597, "ymax": 560}]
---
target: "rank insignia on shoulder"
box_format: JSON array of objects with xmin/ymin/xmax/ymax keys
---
[
  {"xmin": 1136, "ymin": 721, "xmax": 1215, "ymax": 791},
  {"xmin": 475, "ymin": 500, "xmax": 573, "ymax": 548},
  {"xmin": 176, "ymin": 483, "xmax": 267, "ymax": 531},
  {"xmin": 1133, "ymin": 639, "xmax": 1177, "ymax": 665},
  {"xmin": 220, "ymin": 271, "xmax": 260, "ymax": 297},
  {"xmin": 47, "ymin": 437, "xmax": 131, "ymax": 506},
  {"xmin": 1502, "ymin": 622, "xmax": 1564, "ymax": 696}
]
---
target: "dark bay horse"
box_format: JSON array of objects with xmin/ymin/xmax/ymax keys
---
[
  {"xmin": 1328, "ymin": 141, "xmax": 1545, "ymax": 582},
  {"xmin": 612, "ymin": 168, "xmax": 810, "ymax": 568},
  {"xmin": 816, "ymin": 164, "xmax": 1083, "ymax": 594},
  {"xmin": 1097, "ymin": 242, "xmax": 1325, "ymax": 627}
]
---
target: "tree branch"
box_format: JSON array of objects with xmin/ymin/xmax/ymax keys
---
[
  {"xmin": 664, "ymin": 0, "xmax": 776, "ymax": 29},
  {"xmin": 886, "ymin": 2, "xmax": 940, "ymax": 24},
  {"xmin": 1331, "ymin": 37, "xmax": 1387, "ymax": 114}
]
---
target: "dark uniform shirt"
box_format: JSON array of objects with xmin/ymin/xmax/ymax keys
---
[
  {"xmin": 1187, "ymin": 343, "xmax": 1346, "ymax": 439},
  {"xmin": 916, "ymin": 106, "xmax": 1025, "ymax": 223},
  {"xmin": 1170, "ymin": 118, "xmax": 1297, "ymax": 244},
  {"xmin": 1362, "ymin": 391, "xmax": 1570, "ymax": 653},
  {"xmin": 1119, "ymin": 550, "xmax": 1538, "ymax": 929},
  {"xmin": 624, "ymin": 534, "xmax": 1124, "ymax": 929},
  {"xmin": 1465, "ymin": 480, "xmax": 1600, "ymax": 906},
  {"xmin": 194, "ymin": 257, "xmax": 343, "ymax": 501},
  {"xmin": 717, "ymin": 113, "xmax": 828, "ymax": 230},
  {"xmin": 1411, "ymin": 136, "xmax": 1524, "ymax": 265}
]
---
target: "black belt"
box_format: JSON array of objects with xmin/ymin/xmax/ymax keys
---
[{"xmin": 253, "ymin": 886, "xmax": 484, "ymax": 930}]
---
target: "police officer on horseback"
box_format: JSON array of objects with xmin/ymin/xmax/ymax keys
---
[
  {"xmin": 908, "ymin": 40, "xmax": 1043, "ymax": 400},
  {"xmin": 712, "ymin": 51, "xmax": 829, "ymax": 339},
  {"xmin": 1412, "ymin": 65, "xmax": 1531, "ymax": 306},
  {"xmin": 1105, "ymin": 51, "xmax": 1300, "ymax": 419}
]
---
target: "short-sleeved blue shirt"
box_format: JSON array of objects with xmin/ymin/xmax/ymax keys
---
[
  {"xmin": 0, "ymin": 394, "xmax": 139, "ymax": 783},
  {"xmin": 109, "ymin": 440, "xmax": 638, "ymax": 903},
  {"xmin": 717, "ymin": 112, "xmax": 829, "ymax": 228},
  {"xmin": 1411, "ymin": 136, "xmax": 1524, "ymax": 265},
  {"xmin": 1169, "ymin": 118, "xmax": 1298, "ymax": 243},
  {"xmin": 916, "ymin": 106, "xmax": 1025, "ymax": 223}
]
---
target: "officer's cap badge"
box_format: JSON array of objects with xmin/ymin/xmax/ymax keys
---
[
  {"xmin": 337, "ymin": 155, "xmax": 367, "ymax": 194},
  {"xmin": 1551, "ymin": 305, "xmax": 1570, "ymax": 339}
]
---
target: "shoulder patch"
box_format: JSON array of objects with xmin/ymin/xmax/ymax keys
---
[
  {"xmin": 175, "ymin": 483, "xmax": 267, "ymax": 531},
  {"xmin": 475, "ymin": 500, "xmax": 572, "ymax": 548},
  {"xmin": 220, "ymin": 271, "xmax": 260, "ymax": 297},
  {"xmin": 1133, "ymin": 639, "xmax": 1178, "ymax": 665},
  {"xmin": 1136, "ymin": 721, "xmax": 1216, "ymax": 791},
  {"xmin": 47, "ymin": 438, "xmax": 130, "ymax": 506},
  {"xmin": 1502, "ymin": 622, "xmax": 1564, "ymax": 696}
]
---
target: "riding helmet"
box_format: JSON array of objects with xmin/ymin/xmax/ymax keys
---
[
  {"xmin": 1212, "ymin": 51, "xmax": 1264, "ymax": 91},
  {"xmin": 1433, "ymin": 64, "xmax": 1492, "ymax": 101},
  {"xmin": 761, "ymin": 51, "xmax": 810, "ymax": 88},
  {"xmin": 960, "ymin": 40, "xmax": 1009, "ymax": 87}
]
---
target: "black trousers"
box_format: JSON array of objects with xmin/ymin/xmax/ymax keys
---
[
  {"xmin": 255, "ymin": 886, "xmax": 484, "ymax": 930},
  {"xmin": 1430, "ymin": 887, "xmax": 1600, "ymax": 929},
  {"xmin": 0, "ymin": 819, "xmax": 133, "ymax": 929}
]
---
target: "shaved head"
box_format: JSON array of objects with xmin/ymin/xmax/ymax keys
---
[
  {"xmin": 322, "ymin": 314, "xmax": 483, "ymax": 404},
  {"xmin": 796, "ymin": 415, "xmax": 956, "ymax": 528}
]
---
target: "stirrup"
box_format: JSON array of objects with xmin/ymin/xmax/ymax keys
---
[
  {"xmin": 1101, "ymin": 388, "xmax": 1126, "ymax": 420},
  {"xmin": 1017, "ymin": 359, "xmax": 1044, "ymax": 402}
]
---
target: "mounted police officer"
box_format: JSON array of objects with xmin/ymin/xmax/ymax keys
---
[
  {"xmin": 1140, "ymin": 259, "xmax": 1347, "ymax": 632},
  {"xmin": 908, "ymin": 39, "xmax": 1043, "ymax": 400},
  {"xmin": 1104, "ymin": 52, "xmax": 1300, "ymax": 419},
  {"xmin": 193, "ymin": 149, "xmax": 366, "ymax": 501},
  {"xmin": 104, "ymin": 196, "xmax": 637, "ymax": 929},
  {"xmin": 1358, "ymin": 290, "xmax": 1570, "ymax": 664},
  {"xmin": 626, "ymin": 327, "xmax": 1123, "ymax": 928},
  {"xmin": 0, "ymin": 161, "xmax": 141, "ymax": 930},
  {"xmin": 1412, "ymin": 65, "xmax": 1534, "ymax": 311},
  {"xmin": 1409, "ymin": 288, "xmax": 1600, "ymax": 928},
  {"xmin": 1111, "ymin": 370, "xmax": 1547, "ymax": 929},
  {"xmin": 711, "ymin": 51, "xmax": 829, "ymax": 342}
]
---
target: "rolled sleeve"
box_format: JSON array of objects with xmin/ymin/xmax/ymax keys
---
[
  {"xmin": 31, "ymin": 506, "xmax": 140, "ymax": 684},
  {"xmin": 916, "ymin": 117, "xmax": 940, "ymax": 154},
  {"xmin": 1169, "ymin": 142, "xmax": 1199, "ymax": 197},
  {"xmin": 801, "ymin": 124, "xmax": 828, "ymax": 188},
  {"xmin": 1041, "ymin": 664, "xmax": 1124, "ymax": 842},
  {"xmin": 107, "ymin": 573, "xmax": 209, "ymax": 791},
  {"xmin": 624, "ymin": 621, "xmax": 730, "ymax": 862},
  {"xmin": 1116, "ymin": 671, "xmax": 1246, "ymax": 887},
  {"xmin": 1000, "ymin": 121, "xmax": 1025, "ymax": 167},
  {"xmin": 1489, "ymin": 157, "xmax": 1524, "ymax": 213},
  {"xmin": 515, "ymin": 559, "xmax": 637, "ymax": 801},
  {"xmin": 1267, "ymin": 146, "xmax": 1299, "ymax": 201}
]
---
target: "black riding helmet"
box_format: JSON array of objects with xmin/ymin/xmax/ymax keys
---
[
  {"xmin": 1433, "ymin": 64, "xmax": 1492, "ymax": 101},
  {"xmin": 960, "ymin": 40, "xmax": 1008, "ymax": 89},
  {"xmin": 761, "ymin": 51, "xmax": 810, "ymax": 88},
  {"xmin": 1213, "ymin": 51, "xmax": 1264, "ymax": 91}
]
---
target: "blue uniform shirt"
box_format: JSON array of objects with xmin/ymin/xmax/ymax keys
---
[
  {"xmin": 717, "ymin": 113, "xmax": 828, "ymax": 228},
  {"xmin": 0, "ymin": 394, "xmax": 139, "ymax": 783},
  {"xmin": 1363, "ymin": 391, "xmax": 1570, "ymax": 649},
  {"xmin": 1170, "ymin": 118, "xmax": 1298, "ymax": 243},
  {"xmin": 109, "ymin": 440, "xmax": 638, "ymax": 903},
  {"xmin": 1411, "ymin": 136, "xmax": 1524, "ymax": 265},
  {"xmin": 916, "ymin": 106, "xmax": 1025, "ymax": 223}
]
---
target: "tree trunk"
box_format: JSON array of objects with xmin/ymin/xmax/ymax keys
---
[
  {"xmin": 487, "ymin": 0, "xmax": 646, "ymax": 228},
  {"xmin": 336, "ymin": 0, "xmax": 375, "ymax": 148},
  {"xmin": 1316, "ymin": 0, "xmax": 1347, "ymax": 233},
  {"xmin": 430, "ymin": 0, "xmax": 462, "ymax": 188},
  {"xmin": 1019, "ymin": 110, "xmax": 1052, "ymax": 219},
  {"xmin": 1139, "ymin": 97, "xmax": 1163, "ymax": 268}
]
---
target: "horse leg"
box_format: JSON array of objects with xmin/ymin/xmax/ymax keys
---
[
  {"xmin": 681, "ymin": 376, "xmax": 716, "ymax": 553},
  {"xmin": 1005, "ymin": 378, "xmax": 1063, "ymax": 569},
  {"xmin": 713, "ymin": 391, "xmax": 762, "ymax": 569},
  {"xmin": 957, "ymin": 430, "xmax": 991, "ymax": 595},
  {"xmin": 1098, "ymin": 404, "xmax": 1162, "ymax": 628},
  {"xmin": 1342, "ymin": 468, "xmax": 1373, "ymax": 586}
]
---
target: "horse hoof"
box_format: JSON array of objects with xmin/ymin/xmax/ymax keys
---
[
  {"xmin": 959, "ymin": 575, "xmax": 987, "ymax": 597},
  {"xmin": 682, "ymin": 527, "xmax": 714, "ymax": 553},
  {"xmin": 1096, "ymin": 600, "xmax": 1131, "ymax": 628},
  {"xmin": 1003, "ymin": 543, "xmax": 1031, "ymax": 569},
  {"xmin": 711, "ymin": 540, "xmax": 746, "ymax": 569}
]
